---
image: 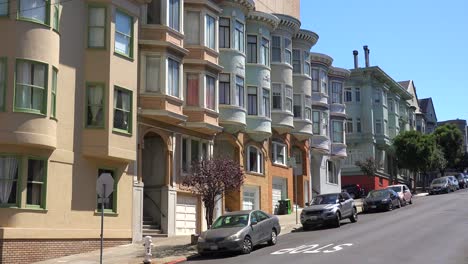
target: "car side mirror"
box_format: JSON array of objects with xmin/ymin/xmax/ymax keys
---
[
  {"xmin": 305, "ymin": 202, "xmax": 310, "ymax": 207},
  {"xmin": 251, "ymin": 219, "xmax": 258, "ymax": 226},
  {"xmin": 339, "ymin": 198, "xmax": 346, "ymax": 203}
]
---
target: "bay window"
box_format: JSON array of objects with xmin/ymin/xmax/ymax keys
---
[
  {"xmin": 260, "ymin": 37, "xmax": 269, "ymax": 66},
  {"xmin": 0, "ymin": 156, "xmax": 19, "ymax": 206},
  {"xmin": 219, "ymin": 17, "xmax": 230, "ymax": 48},
  {"xmin": 247, "ymin": 146, "xmax": 263, "ymax": 174},
  {"xmin": 312, "ymin": 111, "xmax": 320, "ymax": 134},
  {"xmin": 186, "ymin": 73, "xmax": 199, "ymax": 106},
  {"xmin": 219, "ymin": 73, "xmax": 230, "ymax": 104},
  {"xmin": 147, "ymin": 0, "xmax": 161, "ymax": 24},
  {"xmin": 272, "ymin": 36, "xmax": 281, "ymax": 62},
  {"xmin": 293, "ymin": 94, "xmax": 301, "ymax": 118},
  {"xmin": 247, "ymin": 86, "xmax": 257, "ymax": 115},
  {"xmin": 247, "ymin": 35, "xmax": 257, "ymax": 63},
  {"xmin": 115, "ymin": 10, "xmax": 133, "ymax": 58},
  {"xmin": 331, "ymin": 82, "xmax": 343, "ymax": 104},
  {"xmin": 322, "ymin": 112, "xmax": 328, "ymax": 136},
  {"xmin": 113, "ymin": 87, "xmax": 132, "ymax": 133},
  {"xmin": 185, "ymin": 12, "xmax": 200, "ymax": 45},
  {"xmin": 332, "ymin": 121, "xmax": 344, "ymax": 143},
  {"xmin": 144, "ymin": 56, "xmax": 160, "ymax": 93},
  {"xmin": 15, "ymin": 60, "xmax": 47, "ymax": 114},
  {"xmin": 26, "ymin": 158, "xmax": 46, "ymax": 208},
  {"xmin": 312, "ymin": 69, "xmax": 319, "ymax": 92},
  {"xmin": 284, "ymin": 38, "xmax": 292, "ymax": 65},
  {"xmin": 235, "ymin": 76, "xmax": 244, "ymax": 107},
  {"xmin": 272, "ymin": 141, "xmax": 286, "ymax": 165},
  {"xmin": 205, "ymin": 15, "xmax": 216, "ymax": 49},
  {"xmin": 262, "ymin": 88, "xmax": 270, "ymax": 117},
  {"xmin": 292, "ymin": 49, "xmax": 301, "ymax": 73},
  {"xmin": 169, "ymin": 0, "xmax": 180, "ymax": 31},
  {"xmin": 272, "ymin": 84, "xmax": 282, "ymax": 110},
  {"xmin": 19, "ymin": 0, "xmax": 47, "ymax": 24},
  {"xmin": 304, "ymin": 51, "xmax": 310, "ymax": 76},
  {"xmin": 320, "ymin": 69, "xmax": 328, "ymax": 94},
  {"xmin": 234, "ymin": 21, "xmax": 244, "ymax": 52},
  {"xmin": 168, "ymin": 58, "xmax": 180, "ymax": 97},
  {"xmin": 285, "ymin": 86, "xmax": 293, "ymax": 112},
  {"xmin": 86, "ymin": 83, "xmax": 105, "ymax": 128},
  {"xmin": 182, "ymin": 138, "xmax": 209, "ymax": 173},
  {"xmin": 88, "ymin": 6, "xmax": 106, "ymax": 48},
  {"xmin": 206, "ymin": 75, "xmax": 215, "ymax": 110}
]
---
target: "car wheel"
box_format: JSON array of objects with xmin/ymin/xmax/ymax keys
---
[
  {"xmin": 333, "ymin": 213, "xmax": 341, "ymax": 228},
  {"xmin": 349, "ymin": 207, "xmax": 358, "ymax": 223},
  {"xmin": 268, "ymin": 229, "xmax": 277, "ymax": 246},
  {"xmin": 388, "ymin": 203, "xmax": 393, "ymax": 211},
  {"xmin": 397, "ymin": 199, "xmax": 402, "ymax": 208},
  {"xmin": 199, "ymin": 252, "xmax": 211, "ymax": 257},
  {"xmin": 409, "ymin": 198, "xmax": 413, "ymax": 205},
  {"xmin": 241, "ymin": 236, "xmax": 253, "ymax": 254}
]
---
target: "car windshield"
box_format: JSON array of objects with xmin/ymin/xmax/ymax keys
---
[
  {"xmin": 389, "ymin": 187, "xmax": 401, "ymax": 193},
  {"xmin": 432, "ymin": 178, "xmax": 447, "ymax": 184},
  {"xmin": 211, "ymin": 214, "xmax": 249, "ymax": 229},
  {"xmin": 312, "ymin": 194, "xmax": 339, "ymax": 205},
  {"xmin": 367, "ymin": 190, "xmax": 389, "ymax": 199}
]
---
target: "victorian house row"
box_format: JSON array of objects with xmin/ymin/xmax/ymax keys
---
[{"xmin": 0, "ymin": 0, "xmax": 350, "ymax": 262}]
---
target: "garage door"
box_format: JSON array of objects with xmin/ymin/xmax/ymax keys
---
[
  {"xmin": 272, "ymin": 178, "xmax": 286, "ymax": 213},
  {"xmin": 243, "ymin": 186, "xmax": 259, "ymax": 210},
  {"xmin": 176, "ymin": 195, "xmax": 197, "ymax": 235}
]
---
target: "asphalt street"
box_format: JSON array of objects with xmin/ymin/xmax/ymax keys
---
[{"xmin": 185, "ymin": 189, "xmax": 468, "ymax": 264}]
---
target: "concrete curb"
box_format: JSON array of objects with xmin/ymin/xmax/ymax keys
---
[{"xmin": 164, "ymin": 257, "xmax": 188, "ymax": 264}]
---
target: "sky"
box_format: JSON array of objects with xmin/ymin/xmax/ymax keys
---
[{"xmin": 300, "ymin": 0, "xmax": 468, "ymax": 122}]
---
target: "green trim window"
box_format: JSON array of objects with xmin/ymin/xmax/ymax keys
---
[
  {"xmin": 0, "ymin": 58, "xmax": 6, "ymax": 111},
  {"xmin": 97, "ymin": 168, "xmax": 116, "ymax": 212},
  {"xmin": 15, "ymin": 60, "xmax": 48, "ymax": 114},
  {"xmin": 88, "ymin": 6, "xmax": 106, "ymax": 48},
  {"xmin": 52, "ymin": 3, "xmax": 60, "ymax": 31},
  {"xmin": 18, "ymin": 0, "xmax": 49, "ymax": 25},
  {"xmin": 51, "ymin": 67, "xmax": 57, "ymax": 118},
  {"xmin": 113, "ymin": 86, "xmax": 132, "ymax": 133},
  {"xmin": 0, "ymin": 0, "xmax": 8, "ymax": 16},
  {"xmin": 114, "ymin": 10, "xmax": 133, "ymax": 58},
  {"xmin": 26, "ymin": 158, "xmax": 46, "ymax": 208},
  {"xmin": 86, "ymin": 83, "xmax": 105, "ymax": 128},
  {"xmin": 0, "ymin": 156, "xmax": 20, "ymax": 207}
]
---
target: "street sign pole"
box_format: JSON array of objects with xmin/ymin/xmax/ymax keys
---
[{"xmin": 100, "ymin": 185, "xmax": 105, "ymax": 264}]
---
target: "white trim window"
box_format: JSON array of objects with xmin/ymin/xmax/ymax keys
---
[
  {"xmin": 247, "ymin": 35, "xmax": 257, "ymax": 63},
  {"xmin": 320, "ymin": 69, "xmax": 328, "ymax": 94},
  {"xmin": 205, "ymin": 14, "xmax": 216, "ymax": 50},
  {"xmin": 388, "ymin": 98, "xmax": 394, "ymax": 112},
  {"xmin": 219, "ymin": 73, "xmax": 230, "ymax": 104},
  {"xmin": 185, "ymin": 11, "xmax": 200, "ymax": 45},
  {"xmin": 344, "ymin": 88, "xmax": 352, "ymax": 102},
  {"xmin": 285, "ymin": 86, "xmax": 293, "ymax": 112},
  {"xmin": 205, "ymin": 75, "xmax": 215, "ymax": 110},
  {"xmin": 169, "ymin": 0, "xmax": 180, "ymax": 31},
  {"xmin": 143, "ymin": 55, "xmax": 161, "ymax": 93},
  {"xmin": 247, "ymin": 146, "xmax": 263, "ymax": 174},
  {"xmin": 374, "ymin": 89, "xmax": 381, "ymax": 104},
  {"xmin": 272, "ymin": 84, "xmax": 282, "ymax": 110},
  {"xmin": 182, "ymin": 137, "xmax": 209, "ymax": 173},
  {"xmin": 355, "ymin": 88, "xmax": 361, "ymax": 102},
  {"xmin": 219, "ymin": 17, "xmax": 230, "ymax": 48},
  {"xmin": 375, "ymin": 119, "xmax": 382, "ymax": 134},
  {"xmin": 312, "ymin": 69, "xmax": 319, "ymax": 92},
  {"xmin": 357, "ymin": 118, "xmax": 362, "ymax": 133},
  {"xmin": 284, "ymin": 38, "xmax": 292, "ymax": 65},
  {"xmin": 321, "ymin": 112, "xmax": 329, "ymax": 136},
  {"xmin": 292, "ymin": 49, "xmax": 301, "ymax": 73},
  {"xmin": 235, "ymin": 75, "xmax": 244, "ymax": 107},
  {"xmin": 272, "ymin": 141, "xmax": 287, "ymax": 165},
  {"xmin": 346, "ymin": 118, "xmax": 353, "ymax": 133},
  {"xmin": 293, "ymin": 94, "xmax": 301, "ymax": 118},
  {"xmin": 260, "ymin": 37, "xmax": 270, "ymax": 66},
  {"xmin": 312, "ymin": 111, "xmax": 320, "ymax": 134},
  {"xmin": 272, "ymin": 36, "xmax": 281, "ymax": 62},
  {"xmin": 305, "ymin": 95, "xmax": 312, "ymax": 121},
  {"xmin": 327, "ymin": 160, "xmax": 338, "ymax": 184},
  {"xmin": 332, "ymin": 121, "xmax": 344, "ymax": 143},
  {"xmin": 262, "ymin": 88, "xmax": 270, "ymax": 117},
  {"xmin": 331, "ymin": 82, "xmax": 343, "ymax": 104},
  {"xmin": 168, "ymin": 58, "xmax": 180, "ymax": 97},
  {"xmin": 234, "ymin": 20, "xmax": 244, "ymax": 52},
  {"xmin": 247, "ymin": 86, "xmax": 257, "ymax": 115},
  {"xmin": 304, "ymin": 51, "xmax": 310, "ymax": 76}
]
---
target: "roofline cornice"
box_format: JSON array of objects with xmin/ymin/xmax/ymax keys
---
[
  {"xmin": 247, "ymin": 11, "xmax": 280, "ymax": 31},
  {"xmin": 293, "ymin": 29, "xmax": 319, "ymax": 48},
  {"xmin": 272, "ymin": 13, "xmax": 301, "ymax": 34}
]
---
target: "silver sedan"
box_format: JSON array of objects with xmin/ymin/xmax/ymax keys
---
[{"xmin": 197, "ymin": 210, "xmax": 281, "ymax": 256}]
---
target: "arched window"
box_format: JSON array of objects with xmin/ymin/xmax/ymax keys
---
[{"xmin": 247, "ymin": 146, "xmax": 263, "ymax": 174}]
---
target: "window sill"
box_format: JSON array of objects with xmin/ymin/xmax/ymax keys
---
[
  {"xmin": 0, "ymin": 206, "xmax": 48, "ymax": 212},
  {"xmin": 272, "ymin": 163, "xmax": 288, "ymax": 169},
  {"xmin": 85, "ymin": 125, "xmax": 105, "ymax": 130},
  {"xmin": 94, "ymin": 210, "xmax": 119, "ymax": 216},
  {"xmin": 326, "ymin": 182, "xmax": 339, "ymax": 186},
  {"xmin": 17, "ymin": 17, "xmax": 50, "ymax": 28},
  {"xmin": 25, "ymin": 205, "xmax": 48, "ymax": 211},
  {"xmin": 114, "ymin": 51, "xmax": 134, "ymax": 62},
  {"xmin": 13, "ymin": 108, "xmax": 46, "ymax": 116},
  {"xmin": 246, "ymin": 171, "xmax": 264, "ymax": 177},
  {"xmin": 87, "ymin": 46, "xmax": 107, "ymax": 50},
  {"xmin": 112, "ymin": 128, "xmax": 132, "ymax": 136}
]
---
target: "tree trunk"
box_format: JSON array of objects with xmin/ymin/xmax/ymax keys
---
[{"xmin": 204, "ymin": 198, "xmax": 215, "ymax": 229}]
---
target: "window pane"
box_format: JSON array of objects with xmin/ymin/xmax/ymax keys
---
[
  {"xmin": 89, "ymin": 7, "xmax": 105, "ymax": 26},
  {"xmin": 293, "ymin": 49, "xmax": 301, "ymax": 73},
  {"xmin": 249, "ymin": 147, "xmax": 258, "ymax": 172},
  {"xmin": 260, "ymin": 38, "xmax": 269, "ymax": 66},
  {"xmin": 27, "ymin": 159, "xmax": 45, "ymax": 206},
  {"xmin": 51, "ymin": 69, "xmax": 57, "ymax": 118},
  {"xmin": 272, "ymin": 84, "xmax": 281, "ymax": 110},
  {"xmin": 320, "ymin": 70, "xmax": 327, "ymax": 94},
  {"xmin": 272, "ymin": 36, "xmax": 281, "ymax": 62},
  {"xmin": 284, "ymin": 38, "xmax": 291, "ymax": 65},
  {"xmin": 206, "ymin": 15, "xmax": 215, "ymax": 49},
  {"xmin": 89, "ymin": 28, "xmax": 105, "ymax": 47},
  {"xmin": 20, "ymin": 0, "xmax": 46, "ymax": 23},
  {"xmin": 15, "ymin": 61, "xmax": 46, "ymax": 113},
  {"xmin": 332, "ymin": 82, "xmax": 342, "ymax": 104},
  {"xmin": 169, "ymin": 0, "xmax": 180, "ymax": 30},
  {"xmin": 168, "ymin": 59, "xmax": 180, "ymax": 97},
  {"xmin": 312, "ymin": 111, "xmax": 320, "ymax": 134},
  {"xmin": 219, "ymin": 73, "xmax": 230, "ymax": 104},
  {"xmin": 234, "ymin": 21, "xmax": 244, "ymax": 52},
  {"xmin": 0, "ymin": 156, "xmax": 19, "ymax": 205},
  {"xmin": 293, "ymin": 94, "xmax": 301, "ymax": 118},
  {"xmin": 0, "ymin": 0, "xmax": 7, "ymax": 16},
  {"xmin": 87, "ymin": 84, "xmax": 104, "ymax": 127},
  {"xmin": 113, "ymin": 88, "xmax": 132, "ymax": 132},
  {"xmin": 247, "ymin": 35, "xmax": 257, "ymax": 63},
  {"xmin": 311, "ymin": 69, "xmax": 319, "ymax": 92},
  {"xmin": 186, "ymin": 74, "xmax": 199, "ymax": 106},
  {"xmin": 115, "ymin": 11, "xmax": 132, "ymax": 56},
  {"xmin": 206, "ymin": 76, "xmax": 215, "ymax": 110},
  {"xmin": 185, "ymin": 12, "xmax": 200, "ymax": 45},
  {"xmin": 146, "ymin": 56, "xmax": 160, "ymax": 92},
  {"xmin": 147, "ymin": 0, "xmax": 161, "ymax": 24},
  {"xmin": 247, "ymin": 86, "xmax": 257, "ymax": 115},
  {"xmin": 219, "ymin": 17, "xmax": 230, "ymax": 48},
  {"xmin": 182, "ymin": 138, "xmax": 188, "ymax": 172},
  {"xmin": 191, "ymin": 140, "xmax": 199, "ymax": 162},
  {"xmin": 235, "ymin": 76, "xmax": 244, "ymax": 107},
  {"xmin": 262, "ymin": 88, "xmax": 270, "ymax": 117}
]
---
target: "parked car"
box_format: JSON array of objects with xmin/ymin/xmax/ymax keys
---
[
  {"xmin": 456, "ymin": 173, "xmax": 466, "ymax": 189},
  {"xmin": 428, "ymin": 177, "xmax": 451, "ymax": 194},
  {"xmin": 447, "ymin": 176, "xmax": 459, "ymax": 191},
  {"xmin": 363, "ymin": 189, "xmax": 401, "ymax": 212},
  {"xmin": 341, "ymin": 184, "xmax": 366, "ymax": 198},
  {"xmin": 300, "ymin": 192, "xmax": 357, "ymax": 230},
  {"xmin": 197, "ymin": 210, "xmax": 281, "ymax": 256},
  {"xmin": 387, "ymin": 184, "xmax": 413, "ymax": 205}
]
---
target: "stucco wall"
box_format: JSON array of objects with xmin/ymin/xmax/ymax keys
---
[{"xmin": 255, "ymin": 0, "xmax": 300, "ymax": 19}]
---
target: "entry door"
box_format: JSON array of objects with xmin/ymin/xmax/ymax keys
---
[
  {"xmin": 175, "ymin": 195, "xmax": 198, "ymax": 235},
  {"xmin": 272, "ymin": 178, "xmax": 286, "ymax": 213},
  {"xmin": 243, "ymin": 186, "xmax": 259, "ymax": 210}
]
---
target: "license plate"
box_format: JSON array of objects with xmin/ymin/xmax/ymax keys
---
[
  {"xmin": 210, "ymin": 245, "xmax": 218, "ymax": 250},
  {"xmin": 309, "ymin": 216, "xmax": 318, "ymax": 220},
  {"xmin": 371, "ymin": 205, "xmax": 377, "ymax": 209}
]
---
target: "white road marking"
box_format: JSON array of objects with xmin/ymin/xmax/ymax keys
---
[{"xmin": 271, "ymin": 243, "xmax": 353, "ymax": 255}]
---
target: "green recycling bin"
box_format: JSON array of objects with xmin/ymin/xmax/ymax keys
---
[{"xmin": 277, "ymin": 199, "xmax": 291, "ymax": 215}]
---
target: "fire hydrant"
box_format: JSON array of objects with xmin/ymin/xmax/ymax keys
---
[{"xmin": 143, "ymin": 236, "xmax": 153, "ymax": 264}]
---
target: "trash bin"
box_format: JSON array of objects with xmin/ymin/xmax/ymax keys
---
[{"xmin": 277, "ymin": 199, "xmax": 291, "ymax": 215}]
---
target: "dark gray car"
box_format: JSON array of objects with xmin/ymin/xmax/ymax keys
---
[
  {"xmin": 300, "ymin": 192, "xmax": 358, "ymax": 230},
  {"xmin": 197, "ymin": 210, "xmax": 281, "ymax": 256}
]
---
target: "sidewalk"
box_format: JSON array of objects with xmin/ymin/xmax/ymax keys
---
[{"xmin": 36, "ymin": 211, "xmax": 308, "ymax": 264}]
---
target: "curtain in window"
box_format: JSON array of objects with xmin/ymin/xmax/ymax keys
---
[
  {"xmin": 32, "ymin": 64, "xmax": 45, "ymax": 110},
  {"xmin": 185, "ymin": 12, "xmax": 200, "ymax": 45},
  {"xmin": 89, "ymin": 7, "xmax": 105, "ymax": 47},
  {"xmin": 114, "ymin": 89, "xmax": 130, "ymax": 131},
  {"xmin": 0, "ymin": 157, "xmax": 18, "ymax": 204},
  {"xmin": 186, "ymin": 74, "xmax": 199, "ymax": 106},
  {"xmin": 16, "ymin": 62, "xmax": 31, "ymax": 109},
  {"xmin": 146, "ymin": 56, "xmax": 160, "ymax": 92},
  {"xmin": 88, "ymin": 85, "xmax": 103, "ymax": 126},
  {"xmin": 115, "ymin": 11, "xmax": 131, "ymax": 56},
  {"xmin": 20, "ymin": 0, "xmax": 46, "ymax": 23}
]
